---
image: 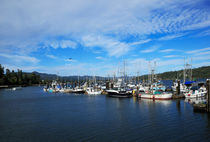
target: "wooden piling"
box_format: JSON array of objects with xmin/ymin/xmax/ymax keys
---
[
  {"xmin": 136, "ymin": 86, "xmax": 139, "ymax": 98},
  {"xmin": 106, "ymin": 82, "xmax": 109, "ymax": 90},
  {"xmin": 176, "ymin": 80, "xmax": 180, "ymax": 95},
  {"xmin": 207, "ymin": 79, "xmax": 210, "ymax": 112},
  {"xmin": 111, "ymin": 83, "xmax": 114, "ymax": 89}
]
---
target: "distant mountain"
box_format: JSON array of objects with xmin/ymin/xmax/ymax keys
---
[
  {"xmin": 32, "ymin": 71, "xmax": 107, "ymax": 81},
  {"xmin": 32, "ymin": 66, "xmax": 210, "ymax": 81},
  {"xmin": 140, "ymin": 66, "xmax": 210, "ymax": 81}
]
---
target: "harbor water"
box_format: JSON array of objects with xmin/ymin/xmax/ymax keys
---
[{"xmin": 0, "ymin": 86, "xmax": 210, "ymax": 142}]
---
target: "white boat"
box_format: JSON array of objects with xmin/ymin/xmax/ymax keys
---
[
  {"xmin": 86, "ymin": 87, "xmax": 102, "ymax": 95},
  {"xmin": 139, "ymin": 91, "xmax": 172, "ymax": 100},
  {"xmin": 184, "ymin": 88, "xmax": 207, "ymax": 98}
]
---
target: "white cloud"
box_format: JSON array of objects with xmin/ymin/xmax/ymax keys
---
[
  {"xmin": 0, "ymin": 0, "xmax": 210, "ymax": 75},
  {"xmin": 44, "ymin": 40, "xmax": 77, "ymax": 49},
  {"xmin": 163, "ymin": 55, "xmax": 179, "ymax": 58},
  {"xmin": 159, "ymin": 49, "xmax": 175, "ymax": 53},
  {"xmin": 82, "ymin": 35, "xmax": 131, "ymax": 57},
  {"xmin": 129, "ymin": 39, "xmax": 151, "ymax": 46},
  {"xmin": 46, "ymin": 54, "xmax": 57, "ymax": 59},
  {"xmin": 141, "ymin": 46, "xmax": 159, "ymax": 53},
  {"xmin": 96, "ymin": 56, "xmax": 107, "ymax": 60},
  {"xmin": 0, "ymin": 53, "xmax": 39, "ymax": 64},
  {"xmin": 0, "ymin": 0, "xmax": 209, "ymax": 54},
  {"xmin": 186, "ymin": 47, "xmax": 210, "ymax": 54},
  {"xmin": 196, "ymin": 29, "xmax": 210, "ymax": 37},
  {"xmin": 158, "ymin": 33, "xmax": 185, "ymax": 40}
]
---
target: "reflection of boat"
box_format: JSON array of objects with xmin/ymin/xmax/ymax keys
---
[
  {"xmin": 185, "ymin": 97, "xmax": 206, "ymax": 104},
  {"xmin": 140, "ymin": 98, "xmax": 172, "ymax": 106},
  {"xmin": 12, "ymin": 87, "xmax": 16, "ymax": 91},
  {"xmin": 11, "ymin": 87, "xmax": 22, "ymax": 91},
  {"xmin": 139, "ymin": 90, "xmax": 172, "ymax": 100}
]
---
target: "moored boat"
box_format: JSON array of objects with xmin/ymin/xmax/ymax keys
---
[
  {"xmin": 139, "ymin": 90, "xmax": 172, "ymax": 100},
  {"xmin": 106, "ymin": 89, "xmax": 132, "ymax": 98},
  {"xmin": 86, "ymin": 87, "xmax": 102, "ymax": 95}
]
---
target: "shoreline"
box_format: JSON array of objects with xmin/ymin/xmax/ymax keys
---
[{"xmin": 0, "ymin": 84, "xmax": 44, "ymax": 89}]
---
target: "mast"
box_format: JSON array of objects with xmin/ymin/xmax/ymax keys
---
[
  {"xmin": 183, "ymin": 57, "xmax": 186, "ymax": 84},
  {"xmin": 191, "ymin": 58, "xmax": 192, "ymax": 81}
]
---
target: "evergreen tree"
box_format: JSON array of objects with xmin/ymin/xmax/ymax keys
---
[{"xmin": 0, "ymin": 64, "xmax": 4, "ymax": 85}]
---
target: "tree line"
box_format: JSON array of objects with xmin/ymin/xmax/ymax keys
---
[{"xmin": 0, "ymin": 64, "xmax": 41, "ymax": 86}]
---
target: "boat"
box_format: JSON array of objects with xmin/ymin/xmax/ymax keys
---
[
  {"xmin": 106, "ymin": 88, "xmax": 132, "ymax": 98},
  {"xmin": 184, "ymin": 86, "xmax": 207, "ymax": 98},
  {"xmin": 86, "ymin": 87, "xmax": 102, "ymax": 95},
  {"xmin": 139, "ymin": 90, "xmax": 172, "ymax": 100},
  {"xmin": 71, "ymin": 88, "xmax": 85, "ymax": 94}
]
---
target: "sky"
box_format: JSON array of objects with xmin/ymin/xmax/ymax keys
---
[{"xmin": 0, "ymin": 0, "xmax": 210, "ymax": 76}]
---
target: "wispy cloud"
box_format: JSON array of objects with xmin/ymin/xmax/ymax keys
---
[
  {"xmin": 0, "ymin": 0, "xmax": 209, "ymax": 54},
  {"xmin": 44, "ymin": 40, "xmax": 77, "ymax": 49},
  {"xmin": 46, "ymin": 54, "xmax": 58, "ymax": 59},
  {"xmin": 186, "ymin": 47, "xmax": 210, "ymax": 54},
  {"xmin": 0, "ymin": 0, "xmax": 210, "ymax": 75},
  {"xmin": 159, "ymin": 49, "xmax": 175, "ymax": 53},
  {"xmin": 0, "ymin": 53, "xmax": 39, "ymax": 64},
  {"xmin": 196, "ymin": 29, "xmax": 210, "ymax": 37},
  {"xmin": 96, "ymin": 56, "xmax": 107, "ymax": 60},
  {"xmin": 158, "ymin": 33, "xmax": 185, "ymax": 40},
  {"xmin": 130, "ymin": 39, "xmax": 151, "ymax": 46},
  {"xmin": 141, "ymin": 46, "xmax": 159, "ymax": 53},
  {"xmin": 163, "ymin": 55, "xmax": 179, "ymax": 58},
  {"xmin": 82, "ymin": 35, "xmax": 131, "ymax": 57}
]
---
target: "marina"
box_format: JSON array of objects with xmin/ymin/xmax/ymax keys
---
[
  {"xmin": 1, "ymin": 0, "xmax": 210, "ymax": 141},
  {"xmin": 0, "ymin": 86, "xmax": 210, "ymax": 142}
]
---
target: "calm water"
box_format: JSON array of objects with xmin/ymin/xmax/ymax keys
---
[{"xmin": 0, "ymin": 87, "xmax": 210, "ymax": 142}]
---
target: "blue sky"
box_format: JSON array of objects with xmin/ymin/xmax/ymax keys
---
[{"xmin": 0, "ymin": 0, "xmax": 210, "ymax": 76}]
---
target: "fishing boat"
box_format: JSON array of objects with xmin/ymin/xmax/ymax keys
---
[
  {"xmin": 86, "ymin": 87, "xmax": 102, "ymax": 95},
  {"xmin": 106, "ymin": 88, "xmax": 132, "ymax": 98},
  {"xmin": 184, "ymin": 86, "xmax": 207, "ymax": 98},
  {"xmin": 71, "ymin": 87, "xmax": 85, "ymax": 94},
  {"xmin": 139, "ymin": 90, "xmax": 172, "ymax": 100}
]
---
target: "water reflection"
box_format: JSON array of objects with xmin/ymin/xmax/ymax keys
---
[
  {"xmin": 184, "ymin": 97, "xmax": 206, "ymax": 104},
  {"xmin": 176, "ymin": 100, "xmax": 181, "ymax": 113},
  {"xmin": 138, "ymin": 98, "xmax": 172, "ymax": 106}
]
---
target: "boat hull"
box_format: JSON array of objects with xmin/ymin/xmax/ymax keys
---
[
  {"xmin": 139, "ymin": 93, "xmax": 172, "ymax": 100},
  {"xmin": 106, "ymin": 90, "xmax": 132, "ymax": 98},
  {"xmin": 86, "ymin": 91, "xmax": 102, "ymax": 95}
]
